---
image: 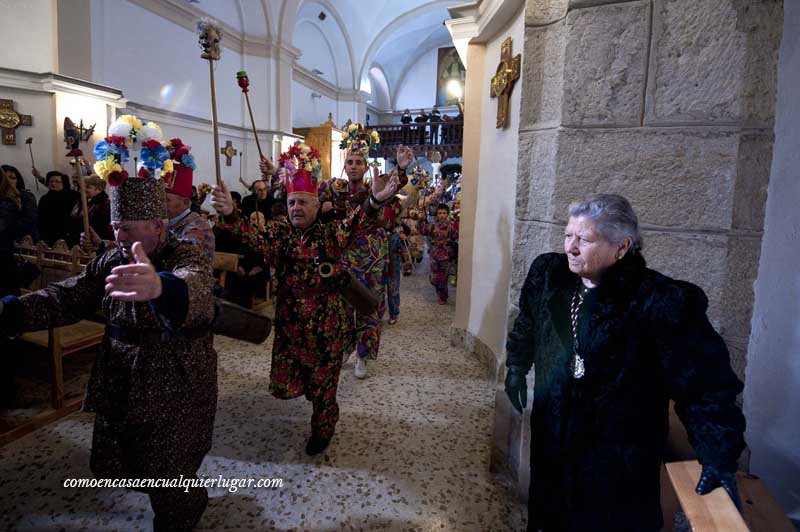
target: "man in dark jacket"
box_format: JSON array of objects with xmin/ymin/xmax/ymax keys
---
[{"xmin": 1, "ymin": 173, "xmax": 217, "ymax": 531}]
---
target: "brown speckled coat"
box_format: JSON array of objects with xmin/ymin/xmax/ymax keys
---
[{"xmin": 15, "ymin": 235, "xmax": 217, "ymax": 476}]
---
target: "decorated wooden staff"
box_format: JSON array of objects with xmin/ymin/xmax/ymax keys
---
[
  {"xmin": 236, "ymin": 71, "xmax": 265, "ymax": 160},
  {"xmin": 25, "ymin": 137, "xmax": 40, "ymax": 190},
  {"xmin": 65, "ymin": 133, "xmax": 91, "ymax": 243},
  {"xmin": 198, "ymin": 19, "xmax": 224, "ymax": 188}
]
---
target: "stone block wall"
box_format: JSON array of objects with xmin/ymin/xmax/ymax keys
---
[{"xmin": 494, "ymin": 0, "xmax": 783, "ymax": 502}]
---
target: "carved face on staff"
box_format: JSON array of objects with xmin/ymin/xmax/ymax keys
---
[{"xmin": 198, "ymin": 21, "xmax": 221, "ymax": 60}]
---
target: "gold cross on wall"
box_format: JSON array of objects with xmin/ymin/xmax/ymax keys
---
[
  {"xmin": 490, "ymin": 37, "xmax": 521, "ymax": 129},
  {"xmin": 220, "ymin": 140, "xmax": 238, "ymax": 166},
  {"xmin": 0, "ymin": 99, "xmax": 33, "ymax": 145}
]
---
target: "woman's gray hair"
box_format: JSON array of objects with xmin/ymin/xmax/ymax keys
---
[{"xmin": 567, "ymin": 194, "xmax": 643, "ymax": 251}]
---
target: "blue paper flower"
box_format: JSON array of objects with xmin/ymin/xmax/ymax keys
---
[{"xmin": 180, "ymin": 153, "xmax": 197, "ymax": 170}]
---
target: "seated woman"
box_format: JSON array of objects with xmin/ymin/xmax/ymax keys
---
[
  {"xmin": 505, "ymin": 194, "xmax": 745, "ymax": 532},
  {"xmin": 66, "ymin": 174, "xmax": 112, "ymax": 246}
]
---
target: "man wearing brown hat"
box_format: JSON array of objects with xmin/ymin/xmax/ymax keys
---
[{"xmin": 0, "ymin": 173, "xmax": 217, "ymax": 531}]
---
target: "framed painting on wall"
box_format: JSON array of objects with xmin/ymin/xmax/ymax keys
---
[{"xmin": 436, "ymin": 47, "xmax": 466, "ymax": 107}]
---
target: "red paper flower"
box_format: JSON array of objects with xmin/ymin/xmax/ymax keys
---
[
  {"xmin": 138, "ymin": 167, "xmax": 151, "ymax": 178},
  {"xmin": 142, "ymin": 139, "xmax": 161, "ymax": 150},
  {"xmin": 174, "ymin": 146, "xmax": 190, "ymax": 159},
  {"xmin": 108, "ymin": 170, "xmax": 128, "ymax": 187},
  {"xmin": 105, "ymin": 135, "xmax": 128, "ymax": 147}
]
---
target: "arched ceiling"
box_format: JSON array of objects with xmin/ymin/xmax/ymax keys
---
[{"xmin": 183, "ymin": 0, "xmax": 460, "ymax": 105}]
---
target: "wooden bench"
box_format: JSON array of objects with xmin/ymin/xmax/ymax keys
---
[
  {"xmin": 14, "ymin": 237, "xmax": 106, "ymax": 409},
  {"xmin": 662, "ymin": 402, "xmax": 795, "ymax": 532},
  {"xmin": 666, "ymin": 460, "xmax": 795, "ymax": 532},
  {"xmin": 212, "ymin": 251, "xmax": 240, "ymax": 289}
]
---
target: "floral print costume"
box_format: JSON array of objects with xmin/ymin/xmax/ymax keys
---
[
  {"xmin": 421, "ymin": 219, "xmax": 459, "ymax": 302},
  {"xmin": 318, "ymin": 178, "xmax": 388, "ymax": 361},
  {"xmin": 385, "ymin": 229, "xmax": 404, "ymax": 319},
  {"xmin": 257, "ymin": 207, "xmax": 370, "ymax": 439}
]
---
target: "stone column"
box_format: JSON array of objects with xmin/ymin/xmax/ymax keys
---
[{"xmin": 501, "ymin": 0, "xmax": 783, "ymax": 502}]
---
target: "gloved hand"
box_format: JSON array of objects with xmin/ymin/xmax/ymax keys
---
[
  {"xmin": 504, "ymin": 366, "xmax": 528, "ymax": 414},
  {"xmin": 696, "ymin": 465, "xmax": 742, "ymax": 511}
]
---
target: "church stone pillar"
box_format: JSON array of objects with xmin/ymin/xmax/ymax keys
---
[{"xmin": 503, "ymin": 0, "xmax": 783, "ymax": 502}]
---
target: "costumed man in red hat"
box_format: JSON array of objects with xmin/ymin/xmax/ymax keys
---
[
  {"xmin": 0, "ymin": 117, "xmax": 217, "ymax": 531},
  {"xmin": 317, "ymin": 124, "xmax": 414, "ymax": 378},
  {"xmin": 161, "ymin": 139, "xmax": 215, "ymax": 260},
  {"xmin": 218, "ymin": 140, "xmax": 401, "ymax": 455}
]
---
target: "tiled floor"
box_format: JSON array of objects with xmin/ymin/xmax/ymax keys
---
[{"xmin": 0, "ymin": 265, "xmax": 527, "ymax": 531}]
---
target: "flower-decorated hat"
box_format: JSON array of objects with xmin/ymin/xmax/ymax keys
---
[
  {"xmin": 95, "ymin": 115, "xmax": 168, "ymax": 221},
  {"xmin": 278, "ymin": 140, "xmax": 322, "ymax": 196},
  {"xmin": 339, "ymin": 122, "xmax": 379, "ymax": 160},
  {"xmin": 162, "ymin": 138, "xmax": 197, "ymax": 199},
  {"xmin": 408, "ymin": 166, "xmax": 430, "ymax": 188}
]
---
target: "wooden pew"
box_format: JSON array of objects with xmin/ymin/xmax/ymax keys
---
[
  {"xmin": 666, "ymin": 460, "xmax": 795, "ymax": 532},
  {"xmin": 212, "ymin": 251, "xmax": 240, "ymax": 289},
  {"xmin": 14, "ymin": 237, "xmax": 106, "ymax": 409}
]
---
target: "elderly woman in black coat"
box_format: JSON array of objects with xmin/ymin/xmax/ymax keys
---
[{"xmin": 506, "ymin": 194, "xmax": 745, "ymax": 532}]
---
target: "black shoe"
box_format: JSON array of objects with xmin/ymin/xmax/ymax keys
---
[{"xmin": 305, "ymin": 435, "xmax": 331, "ymax": 456}]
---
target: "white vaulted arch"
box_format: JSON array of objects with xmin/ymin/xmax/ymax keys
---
[
  {"xmin": 356, "ymin": 0, "xmax": 458, "ymax": 92},
  {"xmin": 368, "ymin": 63, "xmax": 391, "ymax": 110}
]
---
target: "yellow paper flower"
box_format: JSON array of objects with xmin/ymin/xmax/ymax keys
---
[
  {"xmin": 94, "ymin": 158, "xmax": 122, "ymax": 179},
  {"xmin": 145, "ymin": 121, "xmax": 162, "ymax": 137},
  {"xmin": 162, "ymin": 159, "xmax": 174, "ymax": 174},
  {"xmin": 371, "ymin": 130, "xmax": 380, "ymax": 144},
  {"xmin": 118, "ymin": 114, "xmax": 142, "ymax": 130},
  {"xmin": 348, "ymin": 123, "xmax": 358, "ymax": 132}
]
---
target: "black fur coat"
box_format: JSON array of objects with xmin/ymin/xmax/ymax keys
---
[{"xmin": 506, "ymin": 252, "xmax": 745, "ymax": 532}]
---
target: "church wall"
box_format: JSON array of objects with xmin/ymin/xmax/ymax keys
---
[
  {"xmin": 394, "ymin": 47, "xmax": 439, "ymax": 112},
  {"xmin": 91, "ymin": 0, "xmax": 247, "ymax": 124},
  {"xmin": 83, "ymin": 0, "xmax": 296, "ymax": 197},
  {"xmin": 292, "ymin": 81, "xmax": 338, "ymax": 128},
  {"xmin": 0, "ymin": 88, "xmax": 57, "ymax": 198},
  {"xmin": 495, "ymin": 0, "xmax": 784, "ymax": 504},
  {"xmin": 745, "ymin": 1, "xmax": 800, "ymax": 522},
  {"xmin": 469, "ymin": 11, "xmax": 525, "ymax": 369},
  {"xmin": 0, "ymin": 0, "xmax": 57, "ymax": 73}
]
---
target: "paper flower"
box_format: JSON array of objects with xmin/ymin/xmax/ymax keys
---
[
  {"xmin": 118, "ymin": 115, "xmax": 142, "ymax": 130},
  {"xmin": 108, "ymin": 121, "xmax": 133, "ymax": 140},
  {"xmin": 198, "ymin": 182, "xmax": 212, "ymax": 195},
  {"xmin": 94, "ymin": 158, "xmax": 124, "ymax": 181},
  {"xmin": 107, "ymin": 169, "xmax": 128, "ymax": 187},
  {"xmin": 137, "ymin": 121, "xmax": 163, "ymax": 143},
  {"xmin": 180, "ymin": 153, "xmax": 196, "ymax": 170},
  {"xmin": 162, "ymin": 159, "xmax": 174, "ymax": 175},
  {"xmin": 140, "ymin": 140, "xmax": 170, "ymax": 170}
]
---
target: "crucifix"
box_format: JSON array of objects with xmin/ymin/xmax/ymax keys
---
[
  {"xmin": 0, "ymin": 99, "xmax": 33, "ymax": 145},
  {"xmin": 490, "ymin": 37, "xmax": 521, "ymax": 129},
  {"xmin": 220, "ymin": 140, "xmax": 238, "ymax": 166}
]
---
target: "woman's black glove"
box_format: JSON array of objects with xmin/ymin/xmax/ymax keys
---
[
  {"xmin": 695, "ymin": 465, "xmax": 742, "ymax": 511},
  {"xmin": 504, "ymin": 366, "xmax": 528, "ymax": 414}
]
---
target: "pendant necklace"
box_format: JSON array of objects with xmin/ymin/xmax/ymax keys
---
[{"xmin": 569, "ymin": 283, "xmax": 589, "ymax": 379}]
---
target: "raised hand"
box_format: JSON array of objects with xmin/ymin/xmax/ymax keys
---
[
  {"xmin": 80, "ymin": 226, "xmax": 101, "ymax": 252},
  {"xmin": 396, "ymin": 144, "xmax": 414, "ymax": 170},
  {"xmin": 372, "ymin": 171, "xmax": 401, "ymax": 203},
  {"xmin": 211, "ymin": 181, "xmax": 234, "ymax": 216},
  {"xmin": 259, "ymin": 156, "xmax": 276, "ymax": 178},
  {"xmin": 105, "ymin": 242, "xmax": 162, "ymax": 301}
]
